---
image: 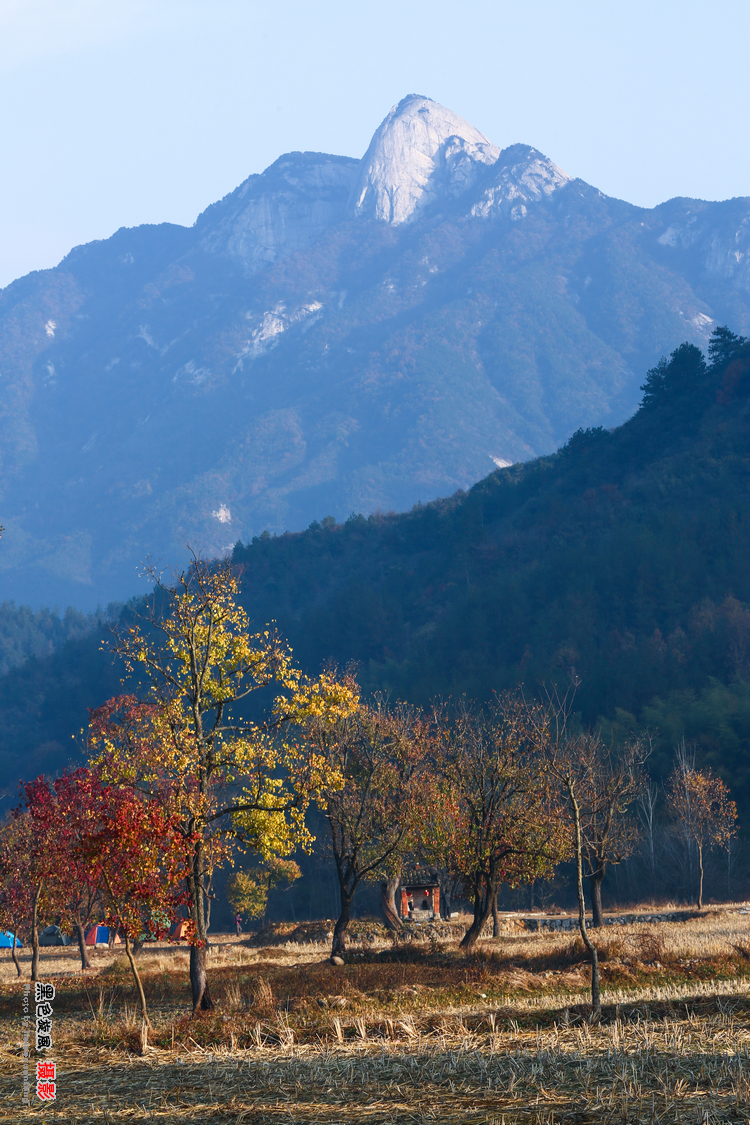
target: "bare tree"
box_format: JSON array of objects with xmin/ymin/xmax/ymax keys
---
[
  {"xmin": 531, "ymin": 687, "xmax": 602, "ymax": 1016},
  {"xmin": 576, "ymin": 736, "xmax": 649, "ymax": 926},
  {"xmin": 669, "ymin": 740, "xmax": 697, "ymax": 896},
  {"xmin": 636, "ymin": 780, "xmax": 659, "ymax": 898}
]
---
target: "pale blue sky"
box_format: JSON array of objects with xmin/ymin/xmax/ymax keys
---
[{"xmin": 1, "ymin": 0, "xmax": 748, "ymax": 289}]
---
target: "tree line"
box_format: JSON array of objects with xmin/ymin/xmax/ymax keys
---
[
  {"xmin": 0, "ymin": 555, "xmax": 738, "ymax": 1023},
  {"xmin": 2, "ymin": 328, "xmax": 750, "ymax": 833}
]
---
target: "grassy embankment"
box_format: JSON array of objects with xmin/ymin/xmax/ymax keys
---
[{"xmin": 2, "ymin": 908, "xmax": 750, "ymax": 1122}]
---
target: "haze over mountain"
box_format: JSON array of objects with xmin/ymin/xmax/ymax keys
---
[
  {"xmin": 3, "ymin": 329, "xmax": 749, "ymax": 824},
  {"xmin": 1, "ymin": 94, "xmax": 748, "ymax": 608}
]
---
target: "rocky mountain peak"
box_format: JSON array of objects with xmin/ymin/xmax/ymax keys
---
[
  {"xmin": 196, "ymin": 151, "xmax": 359, "ymax": 274},
  {"xmin": 194, "ymin": 100, "xmax": 572, "ymax": 275},
  {"xmin": 0, "ymin": 93, "xmax": 747, "ymax": 612},
  {"xmin": 349, "ymin": 94, "xmax": 501, "ymax": 224},
  {"xmin": 470, "ymin": 143, "xmax": 572, "ymax": 221}
]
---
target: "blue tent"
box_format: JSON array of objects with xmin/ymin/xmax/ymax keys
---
[
  {"xmin": 0, "ymin": 931, "xmax": 21, "ymax": 948},
  {"xmin": 85, "ymin": 924, "xmax": 119, "ymax": 946}
]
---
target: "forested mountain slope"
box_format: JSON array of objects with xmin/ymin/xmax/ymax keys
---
[
  {"xmin": 1, "ymin": 329, "xmax": 749, "ymax": 823},
  {"xmin": 0, "ymin": 601, "xmax": 101, "ymax": 677},
  {"xmin": 1, "ymin": 94, "xmax": 748, "ymax": 609}
]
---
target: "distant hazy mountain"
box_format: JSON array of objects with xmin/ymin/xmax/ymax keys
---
[{"xmin": 1, "ymin": 94, "xmax": 748, "ymax": 608}]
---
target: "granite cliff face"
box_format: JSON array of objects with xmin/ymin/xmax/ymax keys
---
[
  {"xmin": 470, "ymin": 143, "xmax": 571, "ymax": 220},
  {"xmin": 350, "ymin": 94, "xmax": 501, "ymax": 223},
  {"xmin": 195, "ymin": 96, "xmax": 559, "ymax": 268},
  {"xmin": 0, "ymin": 95, "xmax": 748, "ymax": 609},
  {"xmin": 655, "ymin": 202, "xmax": 750, "ymax": 294},
  {"xmin": 196, "ymin": 152, "xmax": 359, "ymax": 275}
]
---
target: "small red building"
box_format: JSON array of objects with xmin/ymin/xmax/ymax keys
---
[{"xmin": 399, "ymin": 865, "xmax": 440, "ymax": 921}]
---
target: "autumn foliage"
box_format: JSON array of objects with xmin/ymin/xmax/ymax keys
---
[
  {"xmin": 424, "ymin": 697, "xmax": 569, "ymax": 949},
  {"xmin": 0, "ymin": 550, "xmax": 743, "ymax": 1026},
  {"xmin": 303, "ymin": 696, "xmax": 433, "ymax": 956},
  {"xmin": 666, "ymin": 760, "xmax": 737, "ymax": 908},
  {"xmin": 93, "ymin": 554, "xmax": 358, "ymax": 1011}
]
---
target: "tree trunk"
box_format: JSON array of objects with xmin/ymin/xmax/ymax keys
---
[
  {"xmin": 697, "ymin": 841, "xmax": 704, "ymax": 909},
  {"xmin": 262, "ymin": 874, "xmax": 271, "ymax": 928},
  {"xmin": 379, "ymin": 876, "xmax": 402, "ymax": 932},
  {"xmin": 189, "ymin": 944, "xmax": 212, "ymax": 1013},
  {"xmin": 123, "ymin": 931, "xmax": 151, "ymax": 1029},
  {"xmin": 460, "ymin": 881, "xmax": 493, "ymax": 949},
  {"xmin": 331, "ymin": 886, "xmax": 353, "ymax": 958},
  {"xmin": 491, "ymin": 887, "xmax": 500, "ymax": 938},
  {"xmin": 568, "ymin": 784, "xmax": 600, "ymax": 1016},
  {"xmin": 205, "ymin": 874, "xmax": 213, "ymax": 933},
  {"xmin": 101, "ymin": 872, "xmax": 152, "ymax": 1029},
  {"xmin": 438, "ymin": 874, "xmax": 452, "ymax": 920},
  {"xmin": 30, "ymin": 881, "xmax": 43, "ymax": 982},
  {"xmin": 529, "ymin": 880, "xmax": 535, "ymax": 911},
  {"xmin": 589, "ymin": 867, "xmax": 605, "ymax": 928},
  {"xmin": 686, "ymin": 837, "xmax": 695, "ymax": 902},
  {"xmin": 10, "ymin": 919, "xmax": 21, "ymax": 978},
  {"xmin": 73, "ymin": 919, "xmax": 91, "ymax": 971},
  {"xmin": 189, "ymin": 844, "xmax": 214, "ymax": 1014}
]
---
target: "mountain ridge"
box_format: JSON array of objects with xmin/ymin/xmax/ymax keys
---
[
  {"xmin": 2, "ymin": 331, "xmax": 749, "ymax": 823},
  {"xmin": 0, "ymin": 95, "xmax": 748, "ymax": 609}
]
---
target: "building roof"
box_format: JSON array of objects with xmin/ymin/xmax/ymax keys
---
[{"xmin": 401, "ymin": 864, "xmax": 439, "ymax": 888}]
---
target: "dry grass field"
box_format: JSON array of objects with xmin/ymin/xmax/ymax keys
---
[{"xmin": 2, "ymin": 908, "xmax": 750, "ymax": 1123}]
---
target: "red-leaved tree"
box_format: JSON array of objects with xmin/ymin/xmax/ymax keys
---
[
  {"xmin": 0, "ymin": 811, "xmax": 35, "ymax": 977},
  {"xmin": 25, "ymin": 765, "xmax": 190, "ymax": 1027},
  {"xmin": 13, "ymin": 784, "xmax": 54, "ymax": 980},
  {"xmin": 72, "ymin": 769, "xmax": 192, "ymax": 1029},
  {"xmin": 24, "ymin": 772, "xmax": 102, "ymax": 972}
]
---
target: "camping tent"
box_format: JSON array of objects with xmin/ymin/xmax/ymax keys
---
[
  {"xmin": 169, "ymin": 919, "xmax": 193, "ymax": 941},
  {"xmin": 0, "ymin": 931, "xmax": 21, "ymax": 948},
  {"xmin": 84, "ymin": 925, "xmax": 121, "ymax": 947},
  {"xmin": 39, "ymin": 925, "xmax": 70, "ymax": 947}
]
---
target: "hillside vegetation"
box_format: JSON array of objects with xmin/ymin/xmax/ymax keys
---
[
  {"xmin": 230, "ymin": 327, "xmax": 750, "ymax": 799},
  {"xmin": 1, "ymin": 328, "xmax": 749, "ymax": 824},
  {"xmin": 1, "ymin": 126, "xmax": 748, "ymax": 610},
  {"xmin": 0, "ymin": 601, "xmax": 105, "ymax": 677}
]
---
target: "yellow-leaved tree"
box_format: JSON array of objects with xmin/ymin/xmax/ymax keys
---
[
  {"xmin": 90, "ymin": 552, "xmax": 357, "ymax": 1014},
  {"xmin": 227, "ymin": 857, "xmax": 301, "ymax": 926}
]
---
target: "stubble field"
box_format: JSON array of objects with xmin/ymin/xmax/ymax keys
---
[{"xmin": 2, "ymin": 907, "xmax": 750, "ymax": 1123}]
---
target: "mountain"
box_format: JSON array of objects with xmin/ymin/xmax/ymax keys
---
[
  {"xmin": 1, "ymin": 94, "xmax": 749, "ymax": 608},
  {"xmin": 2, "ymin": 330, "xmax": 749, "ymax": 822}
]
